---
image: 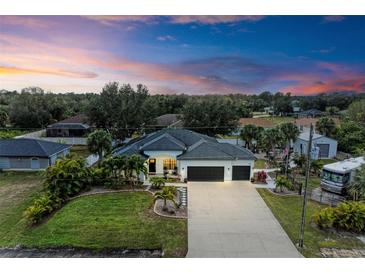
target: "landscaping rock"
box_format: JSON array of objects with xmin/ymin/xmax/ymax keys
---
[
  {"xmin": 320, "ymin": 248, "xmax": 365, "ymax": 258},
  {"xmin": 0, "ymin": 247, "xmax": 162, "ymax": 258}
]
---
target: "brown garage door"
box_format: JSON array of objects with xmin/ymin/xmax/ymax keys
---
[
  {"xmin": 187, "ymin": 166, "xmax": 224, "ymax": 182},
  {"xmin": 232, "ymin": 166, "xmax": 251, "ymax": 180}
]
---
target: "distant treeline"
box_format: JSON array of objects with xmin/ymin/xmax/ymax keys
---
[{"xmin": 0, "ymin": 85, "xmax": 364, "ymax": 133}]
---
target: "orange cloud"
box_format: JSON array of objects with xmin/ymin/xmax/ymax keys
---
[{"xmin": 0, "ymin": 66, "xmax": 98, "ymax": 78}]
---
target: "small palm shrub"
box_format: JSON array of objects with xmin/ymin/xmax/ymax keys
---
[
  {"xmin": 150, "ymin": 177, "xmax": 166, "ymax": 189},
  {"xmin": 275, "ymin": 176, "xmax": 293, "ymax": 192},
  {"xmin": 24, "ymin": 192, "xmax": 63, "ymax": 224},
  {"xmin": 313, "ymin": 201, "xmax": 365, "ymax": 232},
  {"xmin": 163, "ymin": 186, "xmax": 177, "ymax": 196},
  {"xmin": 313, "ymin": 207, "xmax": 335, "ymax": 229}
]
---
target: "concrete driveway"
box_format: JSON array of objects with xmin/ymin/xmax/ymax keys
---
[{"xmin": 187, "ymin": 181, "xmax": 302, "ymax": 258}]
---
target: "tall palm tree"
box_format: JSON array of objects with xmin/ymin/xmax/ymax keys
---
[
  {"xmin": 259, "ymin": 128, "xmax": 285, "ymax": 158},
  {"xmin": 240, "ymin": 125, "xmax": 257, "ymax": 150},
  {"xmin": 279, "ymin": 123, "xmax": 300, "ymax": 175},
  {"xmin": 87, "ymin": 129, "xmax": 112, "ymax": 162}
]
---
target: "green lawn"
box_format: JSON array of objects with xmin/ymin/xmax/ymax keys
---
[
  {"xmin": 0, "ymin": 173, "xmax": 187, "ymax": 257},
  {"xmin": 0, "ymin": 172, "xmax": 43, "ymax": 246},
  {"xmin": 257, "ymin": 189, "xmax": 365, "ymax": 257},
  {"xmin": 70, "ymin": 145, "xmax": 91, "ymax": 159},
  {"xmin": 254, "ymin": 159, "xmax": 267, "ymax": 169}
]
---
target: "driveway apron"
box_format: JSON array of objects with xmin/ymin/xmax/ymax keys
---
[{"xmin": 187, "ymin": 181, "xmax": 302, "ymax": 258}]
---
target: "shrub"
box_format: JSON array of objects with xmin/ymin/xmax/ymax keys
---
[
  {"xmin": 24, "ymin": 192, "xmax": 63, "ymax": 224},
  {"xmin": 275, "ymin": 176, "xmax": 293, "ymax": 192},
  {"xmin": 313, "ymin": 201, "xmax": 365, "ymax": 233},
  {"xmin": 90, "ymin": 166, "xmax": 110, "ymax": 186},
  {"xmin": 163, "ymin": 186, "xmax": 177, "ymax": 196},
  {"xmin": 104, "ymin": 179, "xmax": 127, "ymax": 189},
  {"xmin": 334, "ymin": 202, "xmax": 365, "ymax": 232},
  {"xmin": 150, "ymin": 177, "xmax": 166, "ymax": 189},
  {"xmin": 257, "ymin": 171, "xmax": 267, "ymax": 183},
  {"xmin": 313, "ymin": 207, "xmax": 335, "ymax": 229}
]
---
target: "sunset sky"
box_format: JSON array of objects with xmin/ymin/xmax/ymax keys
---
[{"xmin": 1, "ymin": 15, "xmax": 365, "ymax": 95}]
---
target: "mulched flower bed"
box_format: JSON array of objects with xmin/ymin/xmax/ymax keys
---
[{"xmin": 154, "ymin": 199, "xmax": 187, "ymax": 219}]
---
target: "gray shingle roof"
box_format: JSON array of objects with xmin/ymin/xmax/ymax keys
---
[
  {"xmin": 47, "ymin": 123, "xmax": 90, "ymax": 129},
  {"xmin": 0, "ymin": 138, "xmax": 71, "ymax": 157},
  {"xmin": 113, "ymin": 129, "xmax": 255, "ymax": 161}
]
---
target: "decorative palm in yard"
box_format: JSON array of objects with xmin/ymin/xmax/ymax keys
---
[
  {"xmin": 315, "ymin": 117, "xmax": 337, "ymax": 137},
  {"xmin": 279, "ymin": 123, "xmax": 300, "ymax": 176},
  {"xmin": 87, "ymin": 129, "xmax": 112, "ymax": 162},
  {"xmin": 347, "ymin": 165, "xmax": 365, "ymax": 201},
  {"xmin": 124, "ymin": 154, "xmax": 148, "ymax": 188},
  {"xmin": 154, "ymin": 187, "xmax": 178, "ymax": 212}
]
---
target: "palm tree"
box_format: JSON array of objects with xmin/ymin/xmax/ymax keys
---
[
  {"xmin": 347, "ymin": 164, "xmax": 365, "ymax": 201},
  {"xmin": 240, "ymin": 125, "xmax": 257, "ymax": 150},
  {"xmin": 259, "ymin": 128, "xmax": 285, "ymax": 159},
  {"xmin": 101, "ymin": 156, "xmax": 126, "ymax": 181},
  {"xmin": 87, "ymin": 129, "xmax": 112, "ymax": 162},
  {"xmin": 154, "ymin": 187, "xmax": 178, "ymax": 211},
  {"xmin": 315, "ymin": 117, "xmax": 337, "ymax": 137},
  {"xmin": 124, "ymin": 154, "xmax": 148, "ymax": 188},
  {"xmin": 279, "ymin": 123, "xmax": 300, "ymax": 175},
  {"xmin": 310, "ymin": 160, "xmax": 323, "ymax": 176}
]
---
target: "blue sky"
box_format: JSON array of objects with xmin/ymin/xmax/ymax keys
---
[{"xmin": 1, "ymin": 15, "xmax": 365, "ymax": 94}]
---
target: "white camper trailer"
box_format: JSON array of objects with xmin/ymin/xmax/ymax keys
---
[{"xmin": 320, "ymin": 157, "xmax": 365, "ymax": 194}]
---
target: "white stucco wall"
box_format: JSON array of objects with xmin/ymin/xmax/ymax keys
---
[
  {"xmin": 143, "ymin": 150, "xmax": 183, "ymax": 174},
  {"xmin": 178, "ymin": 159, "xmax": 255, "ymax": 182},
  {"xmin": 293, "ymin": 136, "xmax": 337, "ymax": 159}
]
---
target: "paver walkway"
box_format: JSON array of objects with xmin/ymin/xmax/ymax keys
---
[{"xmin": 187, "ymin": 181, "xmax": 302, "ymax": 258}]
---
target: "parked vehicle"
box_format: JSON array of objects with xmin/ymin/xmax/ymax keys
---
[{"xmin": 320, "ymin": 157, "xmax": 365, "ymax": 194}]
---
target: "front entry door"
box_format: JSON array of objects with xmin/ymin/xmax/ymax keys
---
[{"xmin": 149, "ymin": 158, "xmax": 156, "ymax": 173}]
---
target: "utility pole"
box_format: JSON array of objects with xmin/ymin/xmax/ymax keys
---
[{"xmin": 298, "ymin": 123, "xmax": 314, "ymax": 249}]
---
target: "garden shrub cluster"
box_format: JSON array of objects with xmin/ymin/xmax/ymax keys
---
[
  {"xmin": 24, "ymin": 154, "xmax": 148, "ymax": 225},
  {"xmin": 274, "ymin": 175, "xmax": 293, "ymax": 192},
  {"xmin": 313, "ymin": 201, "xmax": 365, "ymax": 232}
]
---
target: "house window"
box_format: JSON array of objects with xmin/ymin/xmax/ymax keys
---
[{"xmin": 163, "ymin": 159, "xmax": 177, "ymax": 170}]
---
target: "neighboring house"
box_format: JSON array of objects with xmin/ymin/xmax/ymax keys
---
[
  {"xmin": 264, "ymin": 106, "xmax": 274, "ymax": 115},
  {"xmin": 113, "ymin": 129, "xmax": 256, "ymax": 182},
  {"xmin": 293, "ymin": 132, "xmax": 337, "ymax": 159},
  {"xmin": 146, "ymin": 114, "xmax": 184, "ymax": 129},
  {"xmin": 46, "ymin": 114, "xmax": 91, "ymax": 137},
  {"xmin": 294, "ymin": 117, "xmax": 340, "ymax": 132},
  {"xmin": 297, "ymin": 109, "xmax": 323, "ymax": 118},
  {"xmin": 0, "ymin": 139, "xmax": 71, "ymax": 170}
]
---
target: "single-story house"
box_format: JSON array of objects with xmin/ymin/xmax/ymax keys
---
[
  {"xmin": 297, "ymin": 109, "xmax": 323, "ymax": 118},
  {"xmin": 0, "ymin": 139, "xmax": 71, "ymax": 170},
  {"xmin": 293, "ymin": 132, "xmax": 337, "ymax": 159},
  {"xmin": 46, "ymin": 114, "xmax": 91, "ymax": 137},
  {"xmin": 113, "ymin": 129, "xmax": 256, "ymax": 182},
  {"xmin": 146, "ymin": 114, "xmax": 184, "ymax": 130}
]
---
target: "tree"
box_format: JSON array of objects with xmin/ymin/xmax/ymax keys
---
[
  {"xmin": 279, "ymin": 123, "xmax": 300, "ymax": 175},
  {"xmin": 44, "ymin": 157, "xmax": 90, "ymax": 199},
  {"xmin": 240, "ymin": 125, "xmax": 257, "ymax": 150},
  {"xmin": 154, "ymin": 187, "xmax": 178, "ymax": 211},
  {"xmin": 124, "ymin": 154, "xmax": 147, "ymax": 188},
  {"xmin": 87, "ymin": 130, "xmax": 112, "ymax": 162},
  {"xmin": 347, "ymin": 164, "xmax": 365, "ymax": 201},
  {"xmin": 336, "ymin": 121, "xmax": 365, "ymax": 154},
  {"xmin": 325, "ymin": 106, "xmax": 339, "ymax": 116},
  {"xmin": 310, "ymin": 160, "xmax": 323, "ymax": 176},
  {"xmin": 87, "ymin": 82, "xmax": 150, "ymax": 141},
  {"xmin": 259, "ymin": 128, "xmax": 285, "ymax": 158},
  {"xmin": 348, "ymin": 99, "xmax": 365, "ymax": 124},
  {"xmin": 316, "ymin": 117, "xmax": 337, "ymax": 137},
  {"xmin": 182, "ymin": 96, "xmax": 239, "ymax": 136},
  {"xmin": 0, "ymin": 109, "xmax": 8, "ymax": 127}
]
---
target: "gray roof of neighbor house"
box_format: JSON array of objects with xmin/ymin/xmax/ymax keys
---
[
  {"xmin": 298, "ymin": 109, "xmax": 323, "ymax": 117},
  {"xmin": 147, "ymin": 114, "xmax": 184, "ymax": 128},
  {"xmin": 297, "ymin": 132, "xmax": 336, "ymax": 142},
  {"xmin": 0, "ymin": 138, "xmax": 71, "ymax": 157},
  {"xmin": 47, "ymin": 114, "xmax": 90, "ymax": 129},
  {"xmin": 113, "ymin": 128, "xmax": 256, "ymax": 161}
]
